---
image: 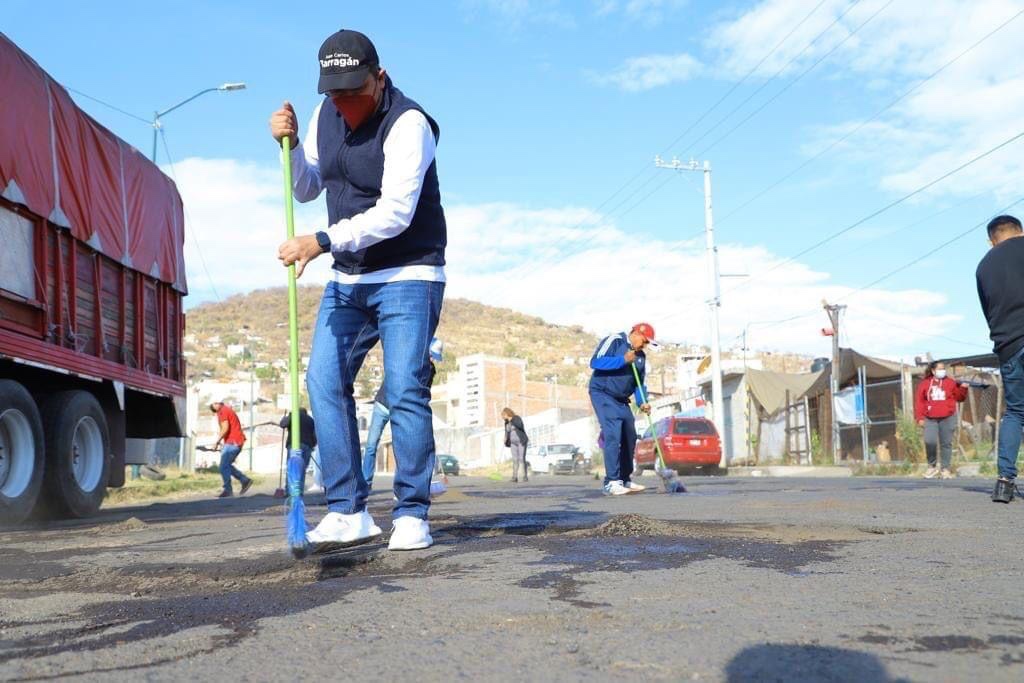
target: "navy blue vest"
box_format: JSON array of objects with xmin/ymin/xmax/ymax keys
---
[{"xmin": 316, "ymin": 78, "xmax": 446, "ymax": 274}]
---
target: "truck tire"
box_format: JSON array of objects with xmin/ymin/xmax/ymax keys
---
[
  {"xmin": 38, "ymin": 391, "xmax": 110, "ymax": 518},
  {"xmin": 0, "ymin": 380, "xmax": 45, "ymax": 525}
]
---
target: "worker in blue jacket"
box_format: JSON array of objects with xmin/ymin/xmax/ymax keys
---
[{"xmin": 589, "ymin": 323, "xmax": 656, "ymax": 495}]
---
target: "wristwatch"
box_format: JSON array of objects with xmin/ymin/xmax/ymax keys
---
[{"xmin": 315, "ymin": 231, "xmax": 331, "ymax": 253}]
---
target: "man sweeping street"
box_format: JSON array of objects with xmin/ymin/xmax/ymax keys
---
[
  {"xmin": 976, "ymin": 214, "xmax": 1024, "ymax": 503},
  {"xmin": 210, "ymin": 401, "xmax": 252, "ymax": 499},
  {"xmin": 589, "ymin": 324, "xmax": 655, "ymax": 495},
  {"xmin": 270, "ymin": 29, "xmax": 446, "ymax": 550}
]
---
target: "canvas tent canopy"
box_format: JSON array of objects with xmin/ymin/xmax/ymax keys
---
[
  {"xmin": 0, "ymin": 32, "xmax": 186, "ymax": 292},
  {"xmin": 744, "ymin": 367, "xmax": 828, "ymax": 416},
  {"xmin": 834, "ymin": 348, "xmax": 919, "ymax": 384}
]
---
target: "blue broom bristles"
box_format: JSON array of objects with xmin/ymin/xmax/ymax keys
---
[{"xmin": 286, "ymin": 451, "xmax": 309, "ymax": 558}]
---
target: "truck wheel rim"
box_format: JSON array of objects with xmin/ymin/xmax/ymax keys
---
[
  {"xmin": 0, "ymin": 409, "xmax": 34, "ymax": 498},
  {"xmin": 71, "ymin": 416, "xmax": 103, "ymax": 492}
]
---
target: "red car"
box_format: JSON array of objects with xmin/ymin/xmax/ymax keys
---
[{"xmin": 634, "ymin": 417, "xmax": 723, "ymax": 475}]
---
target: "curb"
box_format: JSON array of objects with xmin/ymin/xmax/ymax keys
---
[{"xmin": 727, "ymin": 466, "xmax": 853, "ymax": 478}]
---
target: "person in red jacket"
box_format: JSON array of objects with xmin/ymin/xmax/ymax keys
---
[
  {"xmin": 914, "ymin": 362, "xmax": 968, "ymax": 480},
  {"xmin": 210, "ymin": 401, "xmax": 252, "ymax": 498}
]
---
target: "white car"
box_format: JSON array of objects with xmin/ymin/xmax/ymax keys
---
[{"xmin": 525, "ymin": 443, "xmax": 583, "ymax": 475}]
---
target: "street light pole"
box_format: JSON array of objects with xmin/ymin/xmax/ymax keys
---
[
  {"xmin": 655, "ymin": 156, "xmax": 725, "ymax": 467},
  {"xmin": 151, "ymin": 82, "xmax": 246, "ymax": 161}
]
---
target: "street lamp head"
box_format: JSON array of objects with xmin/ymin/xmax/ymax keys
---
[{"xmin": 219, "ymin": 82, "xmax": 247, "ymax": 91}]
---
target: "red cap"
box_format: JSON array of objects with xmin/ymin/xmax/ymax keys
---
[{"xmin": 631, "ymin": 322, "xmax": 656, "ymax": 342}]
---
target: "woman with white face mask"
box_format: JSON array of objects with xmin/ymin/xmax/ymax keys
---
[{"xmin": 914, "ymin": 362, "xmax": 969, "ymax": 479}]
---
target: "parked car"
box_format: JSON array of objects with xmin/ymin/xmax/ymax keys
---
[
  {"xmin": 525, "ymin": 443, "xmax": 587, "ymax": 475},
  {"xmin": 438, "ymin": 454, "xmax": 460, "ymax": 476},
  {"xmin": 634, "ymin": 417, "xmax": 722, "ymax": 475}
]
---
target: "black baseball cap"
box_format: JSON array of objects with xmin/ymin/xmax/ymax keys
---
[{"xmin": 317, "ymin": 29, "xmax": 379, "ymax": 94}]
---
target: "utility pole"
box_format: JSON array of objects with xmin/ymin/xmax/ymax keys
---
[
  {"xmin": 822, "ymin": 301, "xmax": 846, "ymax": 464},
  {"xmin": 656, "ymin": 156, "xmax": 725, "ymax": 467}
]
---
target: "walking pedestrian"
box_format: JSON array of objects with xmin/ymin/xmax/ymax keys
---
[
  {"xmin": 362, "ymin": 337, "xmax": 443, "ymax": 489},
  {"xmin": 271, "ymin": 29, "xmax": 447, "ymax": 550},
  {"xmin": 588, "ymin": 324, "xmax": 655, "ymax": 495},
  {"xmin": 210, "ymin": 401, "xmax": 252, "ymax": 498},
  {"xmin": 976, "ymin": 214, "xmax": 1024, "ymax": 502},
  {"xmin": 502, "ymin": 408, "xmax": 529, "ymax": 483},
  {"xmin": 915, "ymin": 361, "xmax": 968, "ymax": 480},
  {"xmin": 279, "ymin": 407, "xmax": 317, "ymax": 490}
]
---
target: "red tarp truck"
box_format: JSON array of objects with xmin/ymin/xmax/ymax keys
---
[{"xmin": 0, "ymin": 34, "xmax": 187, "ymax": 522}]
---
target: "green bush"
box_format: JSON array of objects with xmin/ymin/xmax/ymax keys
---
[{"xmin": 895, "ymin": 410, "xmax": 924, "ymax": 463}]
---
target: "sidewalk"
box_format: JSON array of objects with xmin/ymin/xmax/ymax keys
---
[{"xmin": 728, "ymin": 465, "xmax": 853, "ymax": 478}]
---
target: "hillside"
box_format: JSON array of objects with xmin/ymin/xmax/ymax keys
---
[{"xmin": 183, "ymin": 288, "xmax": 680, "ymax": 398}]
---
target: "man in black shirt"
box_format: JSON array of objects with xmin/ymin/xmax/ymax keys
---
[
  {"xmin": 279, "ymin": 407, "xmax": 317, "ymax": 490},
  {"xmin": 976, "ymin": 214, "xmax": 1024, "ymax": 502}
]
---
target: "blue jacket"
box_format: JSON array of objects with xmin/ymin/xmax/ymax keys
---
[{"xmin": 588, "ymin": 332, "xmax": 647, "ymax": 404}]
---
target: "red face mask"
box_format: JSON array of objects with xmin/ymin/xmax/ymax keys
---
[{"xmin": 331, "ymin": 92, "xmax": 378, "ymax": 130}]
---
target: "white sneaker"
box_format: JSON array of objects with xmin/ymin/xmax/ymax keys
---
[
  {"xmin": 603, "ymin": 480, "xmax": 631, "ymax": 496},
  {"xmin": 306, "ymin": 510, "xmax": 382, "ymax": 550},
  {"xmin": 923, "ymin": 467, "xmax": 939, "ymax": 479},
  {"xmin": 388, "ymin": 516, "xmax": 433, "ymax": 551},
  {"xmin": 940, "ymin": 468, "xmax": 955, "ymax": 480},
  {"xmin": 624, "ymin": 481, "xmax": 646, "ymax": 493}
]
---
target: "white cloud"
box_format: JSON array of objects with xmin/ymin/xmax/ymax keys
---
[
  {"xmin": 164, "ymin": 157, "xmax": 332, "ymax": 303},
  {"xmin": 442, "ymin": 201, "xmax": 957, "ymax": 356},
  {"xmin": 706, "ymin": 0, "xmax": 1024, "ymax": 197},
  {"xmin": 171, "ymin": 157, "xmax": 961, "ymax": 357},
  {"xmin": 590, "ymin": 53, "xmax": 703, "ymax": 91}
]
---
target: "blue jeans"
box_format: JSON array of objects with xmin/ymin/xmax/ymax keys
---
[
  {"xmin": 307, "ymin": 280, "xmax": 444, "ymax": 519},
  {"xmin": 362, "ymin": 401, "xmax": 391, "ymax": 488},
  {"xmin": 219, "ymin": 443, "xmax": 249, "ymax": 492},
  {"xmin": 997, "ymin": 346, "xmax": 1024, "ymax": 479},
  {"xmin": 590, "ymin": 390, "xmax": 636, "ymax": 485}
]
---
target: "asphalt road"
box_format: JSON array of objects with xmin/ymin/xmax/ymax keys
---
[{"xmin": 1, "ymin": 473, "xmax": 1022, "ymax": 682}]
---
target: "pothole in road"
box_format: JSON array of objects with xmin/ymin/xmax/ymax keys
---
[{"xmin": 0, "ymin": 512, "xmax": 914, "ymax": 675}]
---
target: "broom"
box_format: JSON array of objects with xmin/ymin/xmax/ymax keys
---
[
  {"xmin": 631, "ymin": 363, "xmax": 686, "ymax": 494},
  {"xmin": 281, "ymin": 136, "xmax": 309, "ymax": 558}
]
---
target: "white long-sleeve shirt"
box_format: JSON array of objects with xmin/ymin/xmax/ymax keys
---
[{"xmin": 290, "ymin": 101, "xmax": 445, "ymax": 284}]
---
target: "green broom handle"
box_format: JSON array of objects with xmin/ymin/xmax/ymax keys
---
[
  {"xmin": 631, "ymin": 362, "xmax": 668, "ymax": 470},
  {"xmin": 282, "ymin": 137, "xmax": 301, "ymax": 453}
]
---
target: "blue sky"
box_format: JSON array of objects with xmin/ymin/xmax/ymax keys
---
[{"xmin": 6, "ymin": 0, "xmax": 1024, "ymax": 361}]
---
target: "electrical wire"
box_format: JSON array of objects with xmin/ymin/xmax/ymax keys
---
[
  {"xmin": 659, "ymin": 0, "xmax": 833, "ymax": 158},
  {"xmin": 65, "ymin": 86, "xmax": 152, "ymax": 125},
  {"xmin": 722, "ymin": 126, "xmax": 1024, "ymax": 298},
  {"xmin": 502, "ymin": 0, "xmax": 841, "ymax": 283},
  {"xmin": 159, "ymin": 128, "xmax": 222, "ymax": 302},
  {"xmin": 716, "ymin": 6, "xmax": 1024, "ymax": 226},
  {"xmin": 835, "ymin": 195, "xmax": 1024, "ymax": 301},
  {"xmin": 696, "ymin": 0, "xmax": 894, "ymax": 158},
  {"xmin": 677, "ymin": 0, "xmax": 866, "ymax": 158}
]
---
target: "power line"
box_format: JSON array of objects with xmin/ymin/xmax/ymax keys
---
[
  {"xmin": 716, "ymin": 6, "xmax": 1024, "ymax": 226},
  {"xmin": 65, "ymin": 86, "xmax": 151, "ymax": 125},
  {"xmin": 836, "ymin": 195, "xmax": 1024, "ymax": 301},
  {"xmin": 658, "ymin": 0, "xmax": 832, "ymax": 157},
  {"xmin": 696, "ymin": 0, "xmax": 894, "ymax": 158},
  {"xmin": 724, "ymin": 126, "xmax": 1024, "ymax": 297},
  {"xmin": 714, "ymin": 199, "xmax": 1024, "ymax": 353},
  {"xmin": 812, "ymin": 188, "xmax": 993, "ymax": 272},
  {"xmin": 510, "ymin": 2, "xmax": 839, "ymax": 283},
  {"xmin": 159, "ymin": 128, "xmax": 222, "ymax": 302},
  {"xmin": 677, "ymin": 0, "xmax": 866, "ymax": 158}
]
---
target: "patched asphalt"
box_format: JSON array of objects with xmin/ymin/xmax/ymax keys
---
[{"xmin": 1, "ymin": 474, "xmax": 1022, "ymax": 681}]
